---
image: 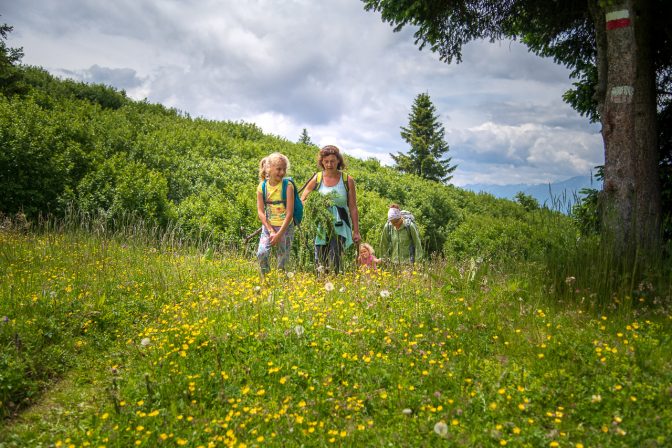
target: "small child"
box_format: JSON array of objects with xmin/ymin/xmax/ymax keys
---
[
  {"xmin": 256, "ymin": 152, "xmax": 295, "ymax": 277},
  {"xmin": 357, "ymin": 243, "xmax": 380, "ymax": 271}
]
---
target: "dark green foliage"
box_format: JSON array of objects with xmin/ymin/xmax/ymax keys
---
[
  {"xmin": 658, "ymin": 99, "xmax": 672, "ymax": 243},
  {"xmin": 514, "ymin": 191, "xmax": 539, "ymax": 211},
  {"xmin": 394, "ymin": 92, "xmax": 456, "ymax": 182},
  {"xmin": 0, "ymin": 62, "xmax": 577, "ymax": 261},
  {"xmin": 570, "ymin": 166, "xmax": 603, "ymax": 238},
  {"xmin": 0, "ymin": 21, "xmax": 24, "ymax": 95},
  {"xmin": 571, "ymin": 187, "xmax": 600, "ymax": 237}
]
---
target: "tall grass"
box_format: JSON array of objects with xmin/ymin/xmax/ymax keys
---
[{"xmin": 1, "ymin": 209, "xmax": 671, "ymax": 447}]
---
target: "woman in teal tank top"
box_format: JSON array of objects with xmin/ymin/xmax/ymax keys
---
[{"xmin": 301, "ymin": 145, "xmax": 361, "ymax": 273}]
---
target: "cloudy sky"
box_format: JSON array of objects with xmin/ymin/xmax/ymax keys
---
[{"xmin": 3, "ymin": 0, "xmax": 604, "ymax": 186}]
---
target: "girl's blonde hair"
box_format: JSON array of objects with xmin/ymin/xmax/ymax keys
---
[
  {"xmin": 359, "ymin": 242, "xmax": 375, "ymax": 255},
  {"xmin": 258, "ymin": 152, "xmax": 290, "ymax": 180}
]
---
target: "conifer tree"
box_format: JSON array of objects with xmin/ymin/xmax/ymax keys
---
[
  {"xmin": 393, "ymin": 92, "xmax": 456, "ymax": 182},
  {"xmin": 0, "ymin": 21, "xmax": 24, "ymax": 94},
  {"xmin": 297, "ymin": 128, "xmax": 314, "ymax": 146}
]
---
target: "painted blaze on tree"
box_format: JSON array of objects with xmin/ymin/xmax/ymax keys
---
[
  {"xmin": 393, "ymin": 92, "xmax": 457, "ymax": 183},
  {"xmin": 363, "ymin": 0, "xmax": 670, "ymax": 257}
]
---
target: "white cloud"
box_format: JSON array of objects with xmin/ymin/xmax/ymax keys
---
[{"xmin": 4, "ymin": 0, "xmax": 604, "ymax": 186}]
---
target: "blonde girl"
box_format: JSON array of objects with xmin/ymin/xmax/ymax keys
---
[
  {"xmin": 357, "ymin": 242, "xmax": 380, "ymax": 270},
  {"xmin": 256, "ymin": 152, "xmax": 295, "ymax": 275}
]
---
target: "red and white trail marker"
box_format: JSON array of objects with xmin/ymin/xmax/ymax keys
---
[
  {"xmin": 610, "ymin": 85, "xmax": 634, "ymax": 104},
  {"xmin": 606, "ymin": 10, "xmax": 631, "ymax": 30}
]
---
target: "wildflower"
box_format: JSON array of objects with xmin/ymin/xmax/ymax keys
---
[
  {"xmin": 591, "ymin": 394, "xmax": 602, "ymax": 403},
  {"xmin": 402, "ymin": 408, "xmax": 413, "ymax": 415},
  {"xmin": 565, "ymin": 276, "xmax": 576, "ymax": 285},
  {"xmin": 325, "ymin": 282, "xmax": 335, "ymax": 292},
  {"xmin": 380, "ymin": 290, "xmax": 391, "ymax": 299},
  {"xmin": 140, "ymin": 338, "xmax": 151, "ymax": 347},
  {"xmin": 294, "ymin": 325, "xmax": 305, "ymax": 337},
  {"xmin": 433, "ymin": 421, "xmax": 449, "ymax": 437},
  {"xmin": 254, "ymin": 286, "xmax": 262, "ymax": 294},
  {"xmin": 339, "ymin": 287, "xmax": 346, "ymax": 293},
  {"xmin": 1, "ymin": 316, "xmax": 8, "ymax": 324},
  {"xmin": 286, "ymin": 271, "xmax": 295, "ymax": 279}
]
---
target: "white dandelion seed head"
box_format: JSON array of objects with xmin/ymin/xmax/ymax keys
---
[
  {"xmin": 294, "ymin": 325, "xmax": 305, "ymax": 337},
  {"xmin": 380, "ymin": 290, "xmax": 391, "ymax": 299},
  {"xmin": 402, "ymin": 408, "xmax": 413, "ymax": 415},
  {"xmin": 434, "ymin": 421, "xmax": 449, "ymax": 436},
  {"xmin": 140, "ymin": 338, "xmax": 151, "ymax": 347},
  {"xmin": 325, "ymin": 282, "xmax": 335, "ymax": 292}
]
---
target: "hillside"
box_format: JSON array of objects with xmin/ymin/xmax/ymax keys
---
[{"xmin": 0, "ymin": 65, "xmax": 579, "ymax": 262}]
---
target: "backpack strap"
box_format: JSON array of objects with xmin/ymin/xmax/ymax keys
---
[
  {"xmin": 281, "ymin": 178, "xmax": 289, "ymax": 204},
  {"xmin": 314, "ymin": 171, "xmax": 349, "ymax": 194},
  {"xmin": 262, "ymin": 179, "xmax": 285, "ymax": 205},
  {"xmin": 315, "ymin": 171, "xmax": 323, "ymax": 190}
]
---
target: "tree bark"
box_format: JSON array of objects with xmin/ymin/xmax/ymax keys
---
[{"xmin": 598, "ymin": 0, "xmax": 661, "ymax": 257}]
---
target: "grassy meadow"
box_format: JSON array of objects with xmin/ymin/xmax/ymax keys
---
[{"xmin": 1, "ymin": 221, "xmax": 671, "ymax": 448}]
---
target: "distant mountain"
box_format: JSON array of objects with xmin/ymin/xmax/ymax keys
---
[{"xmin": 462, "ymin": 175, "xmax": 602, "ymax": 211}]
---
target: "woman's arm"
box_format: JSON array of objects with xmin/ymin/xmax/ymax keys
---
[
  {"xmin": 300, "ymin": 176, "xmax": 317, "ymax": 202},
  {"xmin": 379, "ymin": 224, "xmax": 390, "ymax": 258},
  {"xmin": 347, "ymin": 176, "xmax": 361, "ymax": 242},
  {"xmin": 410, "ymin": 223, "xmax": 424, "ymax": 260}
]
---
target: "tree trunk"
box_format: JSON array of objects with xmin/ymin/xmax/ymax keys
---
[{"xmin": 597, "ymin": 0, "xmax": 661, "ymax": 257}]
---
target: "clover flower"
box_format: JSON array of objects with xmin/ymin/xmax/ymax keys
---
[{"xmin": 140, "ymin": 338, "xmax": 151, "ymax": 347}]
